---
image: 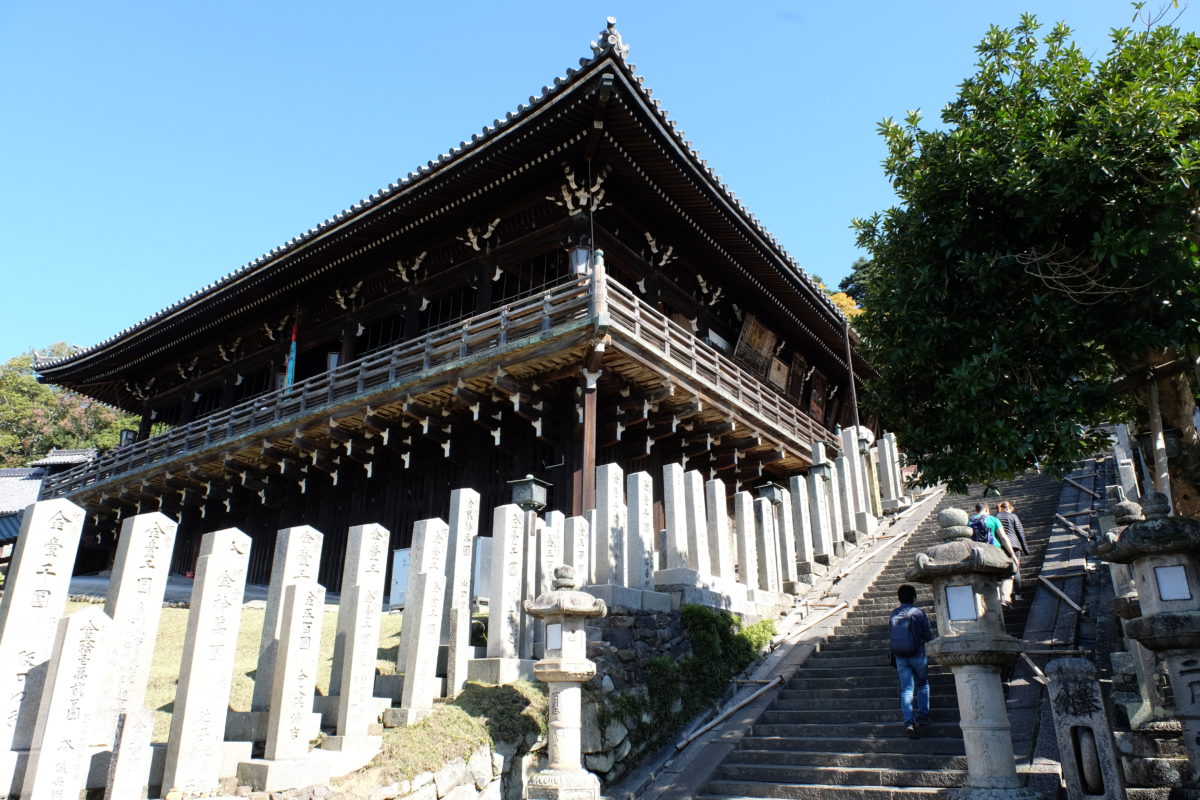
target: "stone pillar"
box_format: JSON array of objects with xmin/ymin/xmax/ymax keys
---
[
  {"xmin": 487, "ymin": 505, "xmax": 525, "ymax": 659},
  {"xmin": 265, "ymin": 582, "xmax": 325, "ymax": 761},
  {"xmin": 827, "ymin": 458, "xmax": 847, "ymax": 555},
  {"xmin": 706, "ymin": 478, "xmax": 735, "ymax": 580},
  {"xmin": 662, "ymin": 464, "xmax": 689, "ymax": 570},
  {"xmin": 443, "ymin": 491, "xmax": 480, "ymax": 698},
  {"xmin": 523, "ymin": 566, "xmax": 607, "ymax": 800},
  {"xmin": 753, "ymin": 498, "xmax": 780, "ymax": 593},
  {"xmin": 788, "ymin": 476, "xmax": 825, "ymax": 583},
  {"xmin": 1045, "ymin": 658, "xmax": 1127, "ymax": 800},
  {"xmin": 626, "ymin": 472, "xmax": 655, "ymax": 589},
  {"xmin": 398, "ymin": 518, "xmax": 450, "ymax": 669},
  {"xmin": 834, "ymin": 455, "xmax": 856, "ymax": 543},
  {"xmin": 852, "ymin": 426, "xmax": 879, "ymax": 536},
  {"xmin": 0, "ymin": 498, "xmax": 85, "ymax": 764},
  {"xmin": 733, "ymin": 491, "xmax": 759, "ymax": 590},
  {"xmin": 162, "ymin": 528, "xmax": 252, "ymax": 795},
  {"xmin": 879, "ymin": 432, "xmax": 904, "ymax": 510},
  {"xmin": 838, "ymin": 426, "xmax": 867, "ymax": 518},
  {"xmin": 251, "ymin": 526, "xmax": 324, "ymax": 712},
  {"xmin": 21, "ymin": 608, "xmax": 110, "ymax": 800},
  {"xmin": 101, "ymin": 511, "xmax": 178, "ymax": 738},
  {"xmin": 329, "ymin": 523, "xmax": 390, "ymax": 697},
  {"xmin": 104, "ymin": 708, "xmax": 153, "ymax": 800},
  {"xmin": 395, "ymin": 572, "xmax": 447, "ymax": 726},
  {"xmin": 594, "ymin": 464, "xmax": 626, "ymax": 586},
  {"xmin": 772, "ymin": 488, "xmax": 799, "ymax": 588},
  {"xmin": 865, "ymin": 446, "xmax": 884, "ymax": 518},
  {"xmin": 684, "ymin": 470, "xmax": 711, "ymax": 576},
  {"xmin": 536, "ymin": 514, "xmax": 564, "ymax": 655},
  {"xmin": 908, "ymin": 508, "xmax": 1039, "ymax": 799},
  {"xmin": 806, "ymin": 448, "xmax": 835, "ymax": 564},
  {"xmin": 564, "ymin": 516, "xmax": 591, "ymax": 581}
]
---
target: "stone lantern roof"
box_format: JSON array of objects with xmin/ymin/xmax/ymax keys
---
[
  {"xmin": 907, "ymin": 508, "xmax": 1012, "ymax": 583},
  {"xmin": 523, "ymin": 566, "xmax": 607, "ymax": 620},
  {"xmin": 1092, "ymin": 493, "xmax": 1200, "ymax": 565}
]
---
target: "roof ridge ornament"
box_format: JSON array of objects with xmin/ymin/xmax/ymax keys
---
[{"xmin": 590, "ymin": 16, "xmax": 629, "ymax": 60}]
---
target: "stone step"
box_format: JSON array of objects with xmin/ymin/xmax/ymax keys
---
[
  {"xmin": 701, "ymin": 787, "xmax": 948, "ymax": 800},
  {"xmin": 737, "ymin": 735, "xmax": 966, "ymax": 756},
  {"xmin": 785, "ymin": 665, "xmax": 955, "ymax": 681},
  {"xmin": 723, "ymin": 749, "xmax": 969, "ymax": 772},
  {"xmin": 800, "ymin": 653, "xmax": 893, "ymax": 668},
  {"xmin": 715, "ymin": 762, "xmax": 966, "ymax": 788},
  {"xmin": 758, "ymin": 708, "xmax": 960, "ymax": 726},
  {"xmin": 750, "ymin": 722, "xmax": 963, "ymax": 739},
  {"xmin": 770, "ymin": 696, "xmax": 959, "ymax": 712}
]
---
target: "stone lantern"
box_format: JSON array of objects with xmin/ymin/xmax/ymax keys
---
[
  {"xmin": 523, "ymin": 565, "xmax": 607, "ymax": 800},
  {"xmin": 908, "ymin": 508, "xmax": 1042, "ymax": 799},
  {"xmin": 1093, "ymin": 492, "xmax": 1200, "ymax": 791}
]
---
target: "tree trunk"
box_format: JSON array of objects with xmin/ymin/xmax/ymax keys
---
[{"xmin": 1133, "ymin": 349, "xmax": 1200, "ymax": 518}]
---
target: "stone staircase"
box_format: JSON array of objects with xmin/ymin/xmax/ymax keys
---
[{"xmin": 701, "ymin": 473, "xmax": 1064, "ymax": 800}]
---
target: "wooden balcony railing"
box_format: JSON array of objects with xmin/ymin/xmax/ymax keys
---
[
  {"xmin": 42, "ymin": 268, "xmax": 837, "ymax": 500},
  {"xmin": 602, "ymin": 278, "xmax": 837, "ymax": 452},
  {"xmin": 41, "ymin": 277, "xmax": 594, "ymax": 499}
]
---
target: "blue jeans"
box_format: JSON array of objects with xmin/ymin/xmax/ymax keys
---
[{"xmin": 896, "ymin": 653, "xmax": 929, "ymax": 724}]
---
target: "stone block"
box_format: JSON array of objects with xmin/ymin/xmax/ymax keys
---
[
  {"xmin": 465, "ymin": 658, "xmax": 536, "ymax": 685},
  {"xmin": 468, "ymin": 747, "xmax": 493, "ymax": 790},
  {"xmin": 586, "ymin": 584, "xmax": 642, "ymax": 610},
  {"xmin": 435, "ymin": 757, "xmax": 468, "ymax": 797},
  {"xmin": 638, "ymin": 590, "xmax": 673, "ymax": 613}
]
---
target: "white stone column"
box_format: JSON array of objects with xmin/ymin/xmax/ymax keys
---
[
  {"xmin": 626, "ymin": 472, "xmax": 654, "ymax": 590},
  {"xmin": 21, "ymin": 608, "xmax": 110, "ymax": 800},
  {"xmin": 806, "ymin": 446, "xmax": 835, "ymax": 563},
  {"xmin": 594, "ymin": 464, "xmax": 626, "ymax": 586},
  {"xmin": 445, "ymin": 490, "xmax": 480, "ymax": 698},
  {"xmin": 839, "ymin": 426, "xmax": 868, "ymax": 517},
  {"xmin": 486, "ymin": 505, "xmax": 525, "ymax": 659},
  {"xmin": 329, "ymin": 523, "xmax": 390, "ymax": 697},
  {"xmin": 564, "ymin": 516, "xmax": 591, "ymax": 580},
  {"xmin": 834, "ymin": 456, "xmax": 855, "ymax": 539},
  {"xmin": 0, "ymin": 498, "xmax": 85, "ymax": 762},
  {"xmin": 252, "ymin": 526, "xmax": 324, "ymax": 712},
  {"xmin": 333, "ymin": 584, "xmax": 384, "ymax": 739},
  {"xmin": 104, "ymin": 708, "xmax": 153, "ymax": 800},
  {"xmin": 162, "ymin": 528, "xmax": 251, "ymax": 795},
  {"xmin": 733, "ymin": 491, "xmax": 759, "ymax": 589},
  {"xmin": 396, "ymin": 572, "xmax": 446, "ymax": 725},
  {"xmin": 661, "ymin": 464, "xmax": 688, "ymax": 570},
  {"xmin": 827, "ymin": 458, "xmax": 847, "ymax": 555},
  {"xmin": 753, "ymin": 498, "xmax": 780, "ymax": 593},
  {"xmin": 788, "ymin": 476, "xmax": 815, "ymax": 566},
  {"xmin": 94, "ymin": 512, "xmax": 178, "ymax": 747},
  {"xmin": 265, "ymin": 582, "xmax": 326, "ymax": 761},
  {"xmin": 683, "ymin": 470, "xmax": 711, "ymax": 575},
  {"xmin": 397, "ymin": 518, "xmax": 449, "ymax": 671},
  {"xmin": 773, "ymin": 488, "xmax": 799, "ymax": 588},
  {"xmin": 705, "ymin": 478, "xmax": 735, "ymax": 580}
]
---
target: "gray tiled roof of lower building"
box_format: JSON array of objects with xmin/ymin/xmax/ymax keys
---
[
  {"xmin": 0, "ymin": 468, "xmax": 45, "ymax": 515},
  {"xmin": 28, "ymin": 448, "xmax": 97, "ymax": 467}
]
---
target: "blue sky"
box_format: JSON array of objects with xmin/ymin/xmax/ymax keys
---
[{"xmin": 1, "ymin": 1, "xmax": 1191, "ymax": 363}]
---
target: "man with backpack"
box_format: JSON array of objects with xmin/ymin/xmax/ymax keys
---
[
  {"xmin": 890, "ymin": 584, "xmax": 934, "ymax": 738},
  {"xmin": 968, "ymin": 503, "xmax": 1003, "ymax": 547}
]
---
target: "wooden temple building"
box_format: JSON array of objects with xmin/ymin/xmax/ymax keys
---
[{"xmin": 36, "ymin": 19, "xmax": 873, "ymax": 590}]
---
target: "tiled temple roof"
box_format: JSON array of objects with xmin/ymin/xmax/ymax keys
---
[{"xmin": 37, "ymin": 18, "xmax": 854, "ymax": 380}]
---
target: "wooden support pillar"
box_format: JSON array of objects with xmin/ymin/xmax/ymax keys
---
[
  {"xmin": 339, "ymin": 321, "xmax": 358, "ymax": 367},
  {"xmin": 578, "ymin": 370, "xmax": 600, "ymax": 515},
  {"xmin": 137, "ymin": 405, "xmax": 153, "ymax": 441}
]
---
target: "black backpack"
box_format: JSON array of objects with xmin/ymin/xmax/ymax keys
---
[
  {"xmin": 889, "ymin": 607, "xmax": 923, "ymax": 657},
  {"xmin": 968, "ymin": 515, "xmax": 993, "ymax": 545}
]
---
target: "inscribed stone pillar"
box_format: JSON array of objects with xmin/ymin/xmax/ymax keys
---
[
  {"xmin": 806, "ymin": 459, "xmax": 834, "ymax": 563},
  {"xmin": 866, "ymin": 446, "xmax": 884, "ymax": 517},
  {"xmin": 661, "ymin": 464, "xmax": 688, "ymax": 570},
  {"xmin": 684, "ymin": 470, "xmax": 711, "ymax": 576},
  {"xmin": 334, "ymin": 583, "xmax": 384, "ymax": 738},
  {"xmin": 329, "ymin": 523, "xmax": 390, "ymax": 696},
  {"xmin": 251, "ymin": 525, "xmax": 324, "ymax": 712},
  {"xmin": 788, "ymin": 476, "xmax": 816, "ymax": 566},
  {"xmin": 265, "ymin": 582, "xmax": 326, "ymax": 761},
  {"xmin": 705, "ymin": 478, "xmax": 734, "ymax": 580},
  {"xmin": 95, "ymin": 511, "xmax": 178, "ymax": 746},
  {"xmin": 445, "ymin": 490, "xmax": 480, "ymax": 641},
  {"xmin": 486, "ymin": 505, "xmax": 525, "ymax": 659},
  {"xmin": 397, "ymin": 518, "xmax": 449, "ymax": 671},
  {"xmin": 733, "ymin": 492, "xmax": 759, "ymax": 589},
  {"xmin": 564, "ymin": 517, "xmax": 591, "ymax": 581},
  {"xmin": 1046, "ymin": 659, "xmax": 1127, "ymax": 800},
  {"xmin": 0, "ymin": 498, "xmax": 85, "ymax": 759},
  {"xmin": 446, "ymin": 533, "xmax": 479, "ymax": 699},
  {"xmin": 21, "ymin": 607, "xmax": 110, "ymax": 800},
  {"xmin": 161, "ymin": 528, "xmax": 251, "ymax": 794},
  {"xmin": 773, "ymin": 488, "xmax": 799, "ymax": 586},
  {"xmin": 104, "ymin": 708, "xmax": 153, "ymax": 800},
  {"xmin": 539, "ymin": 514, "xmax": 564, "ymax": 597},
  {"xmin": 626, "ymin": 472, "xmax": 654, "ymax": 589},
  {"xmin": 839, "ymin": 426, "xmax": 869, "ymax": 517},
  {"xmin": 753, "ymin": 498, "xmax": 781, "ymax": 593},
  {"xmin": 397, "ymin": 572, "xmax": 446, "ymax": 725},
  {"xmin": 879, "ymin": 432, "xmax": 903, "ymax": 506},
  {"xmin": 827, "ymin": 459, "xmax": 846, "ymax": 553},
  {"xmin": 834, "ymin": 456, "xmax": 854, "ymax": 537},
  {"xmin": 594, "ymin": 464, "xmax": 627, "ymax": 586}
]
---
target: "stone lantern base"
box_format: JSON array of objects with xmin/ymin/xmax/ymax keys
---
[{"xmin": 526, "ymin": 767, "xmax": 601, "ymax": 800}]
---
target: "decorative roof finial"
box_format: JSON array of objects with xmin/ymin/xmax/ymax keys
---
[{"xmin": 591, "ymin": 16, "xmax": 630, "ymax": 60}]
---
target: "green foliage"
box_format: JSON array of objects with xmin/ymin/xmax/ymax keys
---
[
  {"xmin": 0, "ymin": 344, "xmax": 138, "ymax": 467},
  {"xmin": 852, "ymin": 12, "xmax": 1200, "ymax": 492}
]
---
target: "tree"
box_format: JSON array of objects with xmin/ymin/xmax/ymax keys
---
[
  {"xmin": 0, "ymin": 344, "xmax": 138, "ymax": 467},
  {"xmin": 838, "ymin": 257, "xmax": 873, "ymax": 305},
  {"xmin": 852, "ymin": 12, "xmax": 1200, "ymax": 500}
]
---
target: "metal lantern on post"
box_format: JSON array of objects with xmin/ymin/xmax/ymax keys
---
[
  {"xmin": 1093, "ymin": 492, "xmax": 1200, "ymax": 792},
  {"xmin": 524, "ymin": 565, "xmax": 607, "ymax": 800},
  {"xmin": 508, "ymin": 474, "xmax": 551, "ymax": 512},
  {"xmin": 908, "ymin": 508, "xmax": 1041, "ymax": 799},
  {"xmin": 508, "ymin": 474, "xmax": 552, "ymax": 658},
  {"xmin": 756, "ymin": 482, "xmax": 787, "ymax": 506}
]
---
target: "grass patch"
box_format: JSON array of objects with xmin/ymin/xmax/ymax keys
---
[
  {"xmin": 65, "ymin": 600, "xmax": 404, "ymax": 743},
  {"xmin": 362, "ymin": 681, "xmax": 547, "ymax": 784}
]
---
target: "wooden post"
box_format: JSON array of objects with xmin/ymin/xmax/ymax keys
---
[{"xmin": 580, "ymin": 371, "xmax": 599, "ymax": 515}]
